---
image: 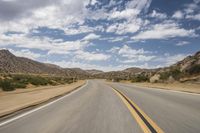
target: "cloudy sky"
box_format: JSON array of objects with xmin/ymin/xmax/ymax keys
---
[{"xmin": 0, "ymin": 0, "xmax": 200, "ymax": 71}]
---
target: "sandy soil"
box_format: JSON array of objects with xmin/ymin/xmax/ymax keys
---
[
  {"xmin": 0, "ymin": 80, "xmax": 85, "ymax": 117},
  {"xmin": 130, "ymin": 82, "xmax": 200, "ymax": 94}
]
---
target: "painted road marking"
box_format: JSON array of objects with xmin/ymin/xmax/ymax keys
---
[
  {"xmin": 0, "ymin": 81, "xmax": 88, "ymax": 127},
  {"xmin": 110, "ymin": 86, "xmax": 164, "ymax": 133}
]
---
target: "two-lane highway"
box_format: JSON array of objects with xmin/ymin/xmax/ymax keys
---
[
  {"xmin": 0, "ymin": 80, "xmax": 200, "ymax": 133},
  {"xmin": 0, "ymin": 80, "xmax": 142, "ymax": 133}
]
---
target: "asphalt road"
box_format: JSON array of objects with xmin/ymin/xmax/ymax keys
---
[
  {"xmin": 0, "ymin": 80, "xmax": 200, "ymax": 133},
  {"xmin": 110, "ymin": 82, "xmax": 200, "ymax": 133}
]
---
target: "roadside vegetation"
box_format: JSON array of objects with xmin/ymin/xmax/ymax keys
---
[
  {"xmin": 159, "ymin": 68, "xmax": 182, "ymax": 81},
  {"xmin": 110, "ymin": 74, "xmax": 150, "ymax": 83},
  {"xmin": 186, "ymin": 64, "xmax": 200, "ymax": 75},
  {"xmin": 110, "ymin": 66, "xmax": 200, "ymax": 84},
  {"xmin": 131, "ymin": 74, "xmax": 149, "ymax": 83},
  {"xmin": 0, "ymin": 74, "xmax": 77, "ymax": 91}
]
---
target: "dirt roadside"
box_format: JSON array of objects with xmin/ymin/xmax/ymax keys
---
[
  {"xmin": 0, "ymin": 80, "xmax": 86, "ymax": 117},
  {"xmin": 123, "ymin": 81, "xmax": 200, "ymax": 94}
]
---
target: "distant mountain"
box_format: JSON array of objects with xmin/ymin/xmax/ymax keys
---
[
  {"xmin": 44, "ymin": 63, "xmax": 62, "ymax": 69},
  {"xmin": 86, "ymin": 69, "xmax": 104, "ymax": 75},
  {"xmin": 0, "ymin": 50, "xmax": 89, "ymax": 79},
  {"xmin": 123, "ymin": 67, "xmax": 148, "ymax": 73},
  {"xmin": 67, "ymin": 68, "xmax": 91, "ymax": 79},
  {"xmin": 94, "ymin": 51, "xmax": 200, "ymax": 83},
  {"xmin": 1, "ymin": 49, "xmax": 200, "ymax": 82},
  {"xmin": 93, "ymin": 67, "xmax": 153, "ymax": 80}
]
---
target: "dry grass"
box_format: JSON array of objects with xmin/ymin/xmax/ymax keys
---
[{"xmin": 0, "ymin": 80, "xmax": 85, "ymax": 117}]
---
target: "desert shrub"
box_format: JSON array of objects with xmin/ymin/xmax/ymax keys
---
[
  {"xmin": 0, "ymin": 79, "xmax": 15, "ymax": 91},
  {"xmin": 1, "ymin": 74, "xmax": 75, "ymax": 89},
  {"xmin": 28, "ymin": 76, "xmax": 49, "ymax": 86},
  {"xmin": 12, "ymin": 74, "xmax": 30, "ymax": 85},
  {"xmin": 111, "ymin": 78, "xmax": 122, "ymax": 82},
  {"xmin": 160, "ymin": 68, "xmax": 182, "ymax": 81},
  {"xmin": 51, "ymin": 77, "xmax": 74, "ymax": 84},
  {"xmin": 187, "ymin": 64, "xmax": 200, "ymax": 75},
  {"xmin": 160, "ymin": 72, "xmax": 170, "ymax": 80},
  {"xmin": 131, "ymin": 75, "xmax": 149, "ymax": 82},
  {"xmin": 65, "ymin": 78, "xmax": 74, "ymax": 84},
  {"xmin": 171, "ymin": 69, "xmax": 182, "ymax": 80},
  {"xmin": 48, "ymin": 80, "xmax": 58, "ymax": 86},
  {"xmin": 52, "ymin": 77, "xmax": 63, "ymax": 82},
  {"xmin": 12, "ymin": 82, "xmax": 27, "ymax": 88}
]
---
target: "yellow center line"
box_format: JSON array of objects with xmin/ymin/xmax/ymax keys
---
[{"xmin": 109, "ymin": 85, "xmax": 164, "ymax": 133}]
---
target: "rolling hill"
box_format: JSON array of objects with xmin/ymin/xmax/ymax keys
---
[
  {"xmin": 0, "ymin": 49, "xmax": 200, "ymax": 82},
  {"xmin": 0, "ymin": 50, "xmax": 90, "ymax": 79}
]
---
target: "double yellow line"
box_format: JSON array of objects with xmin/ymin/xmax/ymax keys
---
[{"xmin": 110, "ymin": 86, "xmax": 164, "ymax": 133}]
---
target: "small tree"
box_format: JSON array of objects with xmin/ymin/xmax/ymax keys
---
[
  {"xmin": 0, "ymin": 80, "xmax": 15, "ymax": 91},
  {"xmin": 187, "ymin": 64, "xmax": 200, "ymax": 75},
  {"xmin": 171, "ymin": 69, "xmax": 182, "ymax": 80},
  {"xmin": 131, "ymin": 74, "xmax": 149, "ymax": 82},
  {"xmin": 160, "ymin": 72, "xmax": 170, "ymax": 81}
]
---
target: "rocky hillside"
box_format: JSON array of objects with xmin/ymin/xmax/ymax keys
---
[
  {"xmin": 174, "ymin": 51, "xmax": 200, "ymax": 74},
  {"xmin": 150, "ymin": 51, "xmax": 200, "ymax": 83},
  {"xmin": 93, "ymin": 67, "xmax": 154, "ymax": 80},
  {"xmin": 94, "ymin": 51, "xmax": 200, "ymax": 83},
  {"xmin": 1, "ymin": 49, "xmax": 199, "ymax": 82},
  {"xmin": 85, "ymin": 69, "xmax": 104, "ymax": 75},
  {"xmin": 0, "ymin": 50, "xmax": 89, "ymax": 79}
]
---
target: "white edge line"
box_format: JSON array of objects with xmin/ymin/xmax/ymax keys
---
[{"xmin": 0, "ymin": 80, "xmax": 88, "ymax": 127}]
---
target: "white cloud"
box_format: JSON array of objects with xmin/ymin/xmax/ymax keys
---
[
  {"xmin": 46, "ymin": 60, "xmax": 152, "ymax": 71},
  {"xmin": 107, "ymin": 47, "xmax": 120, "ymax": 53},
  {"xmin": 106, "ymin": 18, "xmax": 143, "ymax": 34},
  {"xmin": 120, "ymin": 55, "xmax": 155, "ymax": 63},
  {"xmin": 186, "ymin": 13, "xmax": 200, "ymax": 21},
  {"xmin": 184, "ymin": 2, "xmax": 199, "ymax": 14},
  {"xmin": 150, "ymin": 10, "xmax": 167, "ymax": 19},
  {"xmin": 108, "ymin": 37, "xmax": 125, "ymax": 42},
  {"xmin": 156, "ymin": 53, "xmax": 187, "ymax": 66},
  {"xmin": 46, "ymin": 60, "xmax": 116, "ymax": 71},
  {"xmin": 106, "ymin": 24, "xmax": 117, "ymax": 33},
  {"xmin": 108, "ymin": 0, "xmax": 152, "ymax": 20},
  {"xmin": 127, "ymin": 0, "xmax": 152, "ymax": 13},
  {"xmin": 64, "ymin": 25, "xmax": 94, "ymax": 35},
  {"xmin": 75, "ymin": 50, "xmax": 110, "ymax": 61},
  {"xmin": 0, "ymin": 0, "xmax": 91, "ymax": 34},
  {"xmin": 9, "ymin": 49, "xmax": 42, "ymax": 60},
  {"xmin": 106, "ymin": 0, "xmax": 151, "ymax": 35},
  {"xmin": 109, "ymin": 9, "xmax": 139, "ymax": 20},
  {"xmin": 176, "ymin": 41, "xmax": 189, "ymax": 46},
  {"xmin": 132, "ymin": 22, "xmax": 197, "ymax": 40},
  {"xmin": 90, "ymin": 0, "xmax": 98, "ymax": 5},
  {"xmin": 111, "ymin": 45, "xmax": 156, "ymax": 63},
  {"xmin": 82, "ymin": 33, "xmax": 100, "ymax": 41},
  {"xmin": 0, "ymin": 33, "xmax": 89, "ymax": 55},
  {"xmin": 118, "ymin": 45, "xmax": 147, "ymax": 57},
  {"xmin": 172, "ymin": 10, "xmax": 184, "ymax": 19}
]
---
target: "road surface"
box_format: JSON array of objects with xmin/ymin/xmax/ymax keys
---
[{"xmin": 0, "ymin": 80, "xmax": 200, "ymax": 133}]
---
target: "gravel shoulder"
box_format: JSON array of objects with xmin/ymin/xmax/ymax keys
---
[
  {"xmin": 0, "ymin": 80, "xmax": 85, "ymax": 117},
  {"xmin": 124, "ymin": 82, "xmax": 200, "ymax": 94}
]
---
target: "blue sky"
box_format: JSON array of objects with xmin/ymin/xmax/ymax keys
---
[{"xmin": 0, "ymin": 0, "xmax": 200, "ymax": 71}]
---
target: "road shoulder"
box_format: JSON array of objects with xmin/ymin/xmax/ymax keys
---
[
  {"xmin": 0, "ymin": 80, "xmax": 86, "ymax": 118},
  {"xmin": 108, "ymin": 81, "xmax": 200, "ymax": 94},
  {"xmin": 132, "ymin": 82, "xmax": 200, "ymax": 94}
]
